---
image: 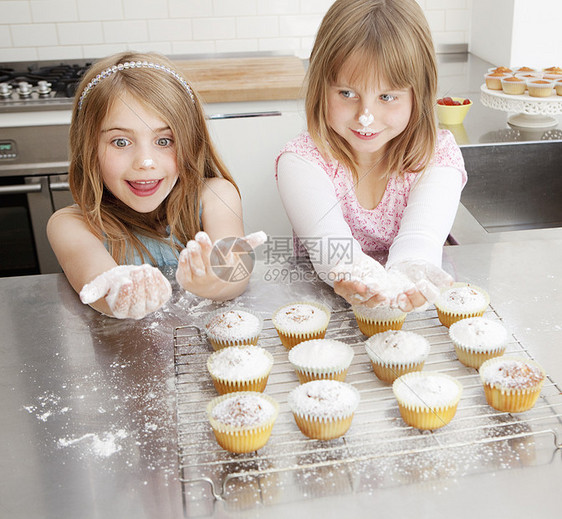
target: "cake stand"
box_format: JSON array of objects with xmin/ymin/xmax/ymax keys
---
[{"xmin": 480, "ymin": 84, "xmax": 562, "ymax": 129}]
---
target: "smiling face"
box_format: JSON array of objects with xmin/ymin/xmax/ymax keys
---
[
  {"xmin": 326, "ymin": 59, "xmax": 413, "ymax": 168},
  {"xmin": 97, "ymin": 91, "xmax": 179, "ymax": 213}
]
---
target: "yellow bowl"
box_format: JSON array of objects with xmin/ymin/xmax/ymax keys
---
[{"xmin": 436, "ymin": 97, "xmax": 472, "ymax": 125}]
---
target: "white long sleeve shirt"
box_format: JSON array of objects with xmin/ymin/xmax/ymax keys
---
[{"xmin": 277, "ymin": 149, "xmax": 464, "ymax": 285}]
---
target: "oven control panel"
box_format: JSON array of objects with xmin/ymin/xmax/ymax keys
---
[{"xmin": 0, "ymin": 140, "xmax": 17, "ymax": 160}]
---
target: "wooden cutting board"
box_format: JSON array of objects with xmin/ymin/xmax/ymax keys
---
[{"xmin": 173, "ymin": 56, "xmax": 306, "ymax": 103}]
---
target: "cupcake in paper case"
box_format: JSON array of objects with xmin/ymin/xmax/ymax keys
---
[
  {"xmin": 352, "ymin": 304, "xmax": 406, "ymax": 337},
  {"xmin": 288, "ymin": 380, "xmax": 360, "ymax": 440},
  {"xmin": 365, "ymin": 330, "xmax": 430, "ymax": 383},
  {"xmin": 392, "ymin": 372, "xmax": 463, "ymax": 430},
  {"xmin": 434, "ymin": 282, "xmax": 490, "ymax": 328},
  {"xmin": 207, "ymin": 345, "xmax": 274, "ymax": 394},
  {"xmin": 288, "ymin": 339, "xmax": 354, "ymax": 383},
  {"xmin": 449, "ymin": 316, "xmax": 508, "ymax": 369},
  {"xmin": 207, "ymin": 391, "xmax": 279, "ymax": 453},
  {"xmin": 272, "ymin": 301, "xmax": 331, "ymax": 350},
  {"xmin": 479, "ymin": 356, "xmax": 545, "ymax": 413},
  {"xmin": 205, "ymin": 308, "xmax": 263, "ymax": 350}
]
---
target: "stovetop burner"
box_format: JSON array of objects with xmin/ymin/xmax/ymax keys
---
[{"xmin": 0, "ymin": 60, "xmax": 92, "ymax": 113}]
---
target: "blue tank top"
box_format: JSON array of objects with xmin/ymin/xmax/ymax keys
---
[
  {"xmin": 103, "ymin": 202, "xmax": 201, "ymax": 267},
  {"xmin": 128, "ymin": 232, "xmax": 184, "ymax": 267},
  {"xmin": 104, "ymin": 230, "xmax": 184, "ymax": 268}
]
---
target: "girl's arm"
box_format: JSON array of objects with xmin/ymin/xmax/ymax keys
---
[
  {"xmin": 384, "ymin": 164, "xmax": 464, "ymax": 310},
  {"xmin": 276, "ymin": 151, "xmax": 370, "ymax": 284},
  {"xmin": 48, "ymin": 207, "xmax": 120, "ymax": 315},
  {"xmin": 47, "ymin": 207, "xmax": 171, "ymax": 318},
  {"xmin": 386, "ymin": 165, "xmax": 464, "ymax": 268},
  {"xmin": 175, "ymin": 177, "xmax": 252, "ymax": 301}
]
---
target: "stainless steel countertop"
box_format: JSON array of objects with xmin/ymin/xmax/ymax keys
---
[{"xmin": 1, "ymin": 236, "xmax": 561, "ymax": 518}]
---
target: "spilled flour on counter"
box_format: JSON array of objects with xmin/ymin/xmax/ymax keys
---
[{"xmin": 58, "ymin": 429, "xmax": 129, "ymax": 458}]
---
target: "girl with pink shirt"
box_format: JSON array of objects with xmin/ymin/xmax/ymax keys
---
[{"xmin": 276, "ymin": 0, "xmax": 467, "ymax": 312}]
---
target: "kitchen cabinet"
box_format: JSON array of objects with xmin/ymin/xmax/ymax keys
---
[{"xmin": 206, "ymin": 99, "xmax": 306, "ymax": 239}]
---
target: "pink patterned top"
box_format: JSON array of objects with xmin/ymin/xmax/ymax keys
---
[{"xmin": 276, "ymin": 129, "xmax": 466, "ymax": 253}]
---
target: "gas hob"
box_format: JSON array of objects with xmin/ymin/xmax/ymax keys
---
[{"xmin": 0, "ymin": 59, "xmax": 91, "ymax": 113}]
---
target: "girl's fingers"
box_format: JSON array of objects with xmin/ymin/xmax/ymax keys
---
[
  {"xmin": 176, "ymin": 249, "xmax": 193, "ymax": 286},
  {"xmin": 186, "ymin": 241, "xmax": 206, "ymax": 277},
  {"xmin": 243, "ymin": 231, "xmax": 267, "ymax": 249}
]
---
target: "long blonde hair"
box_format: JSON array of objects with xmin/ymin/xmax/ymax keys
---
[
  {"xmin": 306, "ymin": 0, "xmax": 438, "ymax": 180},
  {"xmin": 69, "ymin": 51, "xmax": 238, "ymax": 264}
]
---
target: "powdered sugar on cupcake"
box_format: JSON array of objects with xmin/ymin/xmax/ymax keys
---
[
  {"xmin": 352, "ymin": 304, "xmax": 406, "ymax": 320},
  {"xmin": 449, "ymin": 317, "xmax": 507, "ymax": 352},
  {"xmin": 210, "ymin": 393, "xmax": 276, "ymax": 428},
  {"xmin": 207, "ymin": 346, "xmax": 273, "ymax": 381},
  {"xmin": 479, "ymin": 358, "xmax": 545, "ymax": 390},
  {"xmin": 272, "ymin": 303, "xmax": 330, "ymax": 332},
  {"xmin": 366, "ymin": 330, "xmax": 430, "ymax": 364},
  {"xmin": 437, "ymin": 285, "xmax": 488, "ymax": 312},
  {"xmin": 288, "ymin": 339, "xmax": 354, "ymax": 370},
  {"xmin": 288, "ymin": 380, "xmax": 360, "ymax": 418},
  {"xmin": 393, "ymin": 373, "xmax": 462, "ymax": 409},
  {"xmin": 206, "ymin": 309, "xmax": 261, "ymax": 341}
]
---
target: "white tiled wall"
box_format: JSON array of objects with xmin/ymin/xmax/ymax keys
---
[{"xmin": 0, "ymin": 0, "xmax": 472, "ymax": 63}]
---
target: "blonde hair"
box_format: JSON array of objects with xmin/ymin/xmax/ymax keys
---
[
  {"xmin": 306, "ymin": 0, "xmax": 437, "ymax": 179},
  {"xmin": 69, "ymin": 51, "xmax": 238, "ymax": 264}
]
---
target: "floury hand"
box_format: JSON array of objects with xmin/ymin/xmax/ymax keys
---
[{"xmin": 80, "ymin": 264, "xmax": 172, "ymax": 319}]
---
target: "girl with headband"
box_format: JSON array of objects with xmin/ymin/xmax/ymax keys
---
[
  {"xmin": 48, "ymin": 52, "xmax": 265, "ymax": 319},
  {"xmin": 276, "ymin": 0, "xmax": 467, "ymax": 311}
]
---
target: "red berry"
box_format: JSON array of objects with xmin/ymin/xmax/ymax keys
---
[
  {"xmin": 443, "ymin": 97, "xmax": 454, "ymax": 106},
  {"xmin": 462, "ymin": 98, "xmax": 471, "ymax": 105},
  {"xmin": 437, "ymin": 98, "xmax": 444, "ymax": 105}
]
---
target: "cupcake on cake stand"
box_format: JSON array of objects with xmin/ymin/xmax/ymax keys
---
[{"xmin": 480, "ymin": 84, "xmax": 562, "ymax": 129}]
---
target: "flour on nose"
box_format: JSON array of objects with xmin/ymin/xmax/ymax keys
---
[
  {"xmin": 142, "ymin": 159, "xmax": 154, "ymax": 167},
  {"xmin": 359, "ymin": 109, "xmax": 374, "ymax": 128}
]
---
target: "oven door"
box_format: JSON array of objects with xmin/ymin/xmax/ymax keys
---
[{"xmin": 0, "ymin": 174, "xmax": 73, "ymax": 276}]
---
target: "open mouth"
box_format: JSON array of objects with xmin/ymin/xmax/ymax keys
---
[{"xmin": 126, "ymin": 179, "xmax": 163, "ymax": 197}]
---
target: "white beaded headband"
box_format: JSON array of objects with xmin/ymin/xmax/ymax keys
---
[{"xmin": 78, "ymin": 60, "xmax": 195, "ymax": 110}]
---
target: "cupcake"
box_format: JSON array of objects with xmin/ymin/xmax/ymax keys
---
[
  {"xmin": 488, "ymin": 66, "xmax": 513, "ymax": 74},
  {"xmin": 514, "ymin": 72, "xmax": 541, "ymax": 82},
  {"xmin": 272, "ymin": 301, "xmax": 331, "ymax": 350},
  {"xmin": 352, "ymin": 304, "xmax": 406, "ymax": 337},
  {"xmin": 365, "ymin": 330, "xmax": 430, "ymax": 383},
  {"xmin": 207, "ymin": 345, "xmax": 274, "ymax": 394},
  {"xmin": 501, "ymin": 76, "xmax": 526, "ymax": 95},
  {"xmin": 526, "ymin": 79, "xmax": 554, "ymax": 97},
  {"xmin": 288, "ymin": 380, "xmax": 360, "ymax": 440},
  {"xmin": 434, "ymin": 282, "xmax": 490, "ymax": 328},
  {"xmin": 448, "ymin": 317, "xmax": 508, "ymax": 369},
  {"xmin": 207, "ymin": 391, "xmax": 279, "ymax": 453},
  {"xmin": 513, "ymin": 66, "xmax": 536, "ymax": 73},
  {"xmin": 288, "ymin": 339, "xmax": 354, "ymax": 383},
  {"xmin": 205, "ymin": 308, "xmax": 263, "ymax": 350},
  {"xmin": 543, "ymin": 66, "xmax": 562, "ymax": 74},
  {"xmin": 485, "ymin": 71, "xmax": 510, "ymax": 90},
  {"xmin": 479, "ymin": 356, "xmax": 546, "ymax": 413},
  {"xmin": 555, "ymin": 79, "xmax": 562, "ymax": 96},
  {"xmin": 392, "ymin": 372, "xmax": 463, "ymax": 430}
]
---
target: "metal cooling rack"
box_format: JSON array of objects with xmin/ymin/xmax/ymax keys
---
[{"xmin": 173, "ymin": 306, "xmax": 562, "ymax": 509}]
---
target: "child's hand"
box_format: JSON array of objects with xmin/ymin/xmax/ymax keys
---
[
  {"xmin": 333, "ymin": 278, "xmax": 388, "ymax": 307},
  {"xmin": 79, "ymin": 264, "xmax": 172, "ymax": 319},
  {"xmin": 331, "ymin": 256, "xmax": 413, "ymax": 307},
  {"xmin": 387, "ymin": 260, "xmax": 454, "ymax": 312},
  {"xmin": 175, "ymin": 231, "xmax": 267, "ymax": 299}
]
